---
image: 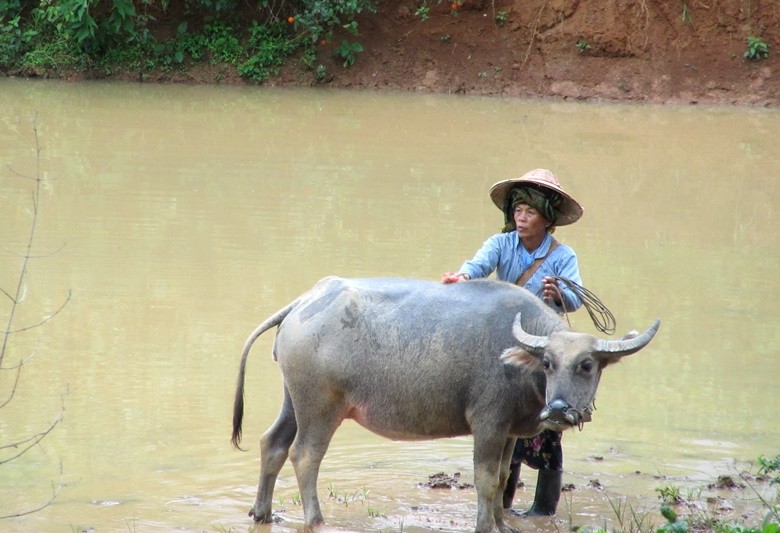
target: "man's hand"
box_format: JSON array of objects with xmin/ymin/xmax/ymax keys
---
[
  {"xmin": 441, "ymin": 272, "xmax": 469, "ymax": 283},
  {"xmin": 541, "ymin": 276, "xmax": 563, "ymax": 305}
]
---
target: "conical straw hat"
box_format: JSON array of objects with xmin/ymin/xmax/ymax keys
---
[{"xmin": 489, "ymin": 168, "xmax": 583, "ymax": 226}]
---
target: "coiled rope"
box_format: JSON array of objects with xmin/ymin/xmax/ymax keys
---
[{"xmin": 541, "ymin": 277, "xmax": 616, "ymax": 335}]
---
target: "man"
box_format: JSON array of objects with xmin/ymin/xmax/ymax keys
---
[{"xmin": 442, "ymin": 167, "xmax": 584, "ymax": 515}]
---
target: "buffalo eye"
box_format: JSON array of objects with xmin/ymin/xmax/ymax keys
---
[
  {"xmin": 542, "ymin": 357, "xmax": 551, "ymax": 371},
  {"xmin": 579, "ymin": 359, "xmax": 593, "ymax": 373}
]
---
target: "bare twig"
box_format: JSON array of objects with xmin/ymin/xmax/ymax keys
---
[
  {"xmin": 0, "ymin": 241, "xmax": 67, "ymax": 259},
  {"xmin": 0, "ymin": 361, "xmax": 22, "ymax": 410},
  {"xmin": 519, "ymin": 0, "xmax": 548, "ymax": 72},
  {"xmin": 1, "ymin": 122, "xmax": 42, "ymax": 368},
  {"xmin": 0, "ymin": 479, "xmax": 63, "ymax": 520},
  {"xmin": 0, "ymin": 286, "xmax": 14, "ymax": 303},
  {"xmin": 0, "ymin": 408, "xmax": 63, "ymax": 464},
  {"xmin": 1, "ymin": 120, "xmax": 70, "ymax": 366},
  {"xmin": 8, "ymin": 289, "xmax": 72, "ymax": 335},
  {"xmin": 5, "ymin": 165, "xmax": 36, "ymax": 181},
  {"xmin": 1, "ymin": 117, "xmax": 69, "ymax": 520}
]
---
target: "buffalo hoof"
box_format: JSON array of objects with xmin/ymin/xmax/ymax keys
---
[{"xmin": 248, "ymin": 508, "xmax": 275, "ymax": 523}]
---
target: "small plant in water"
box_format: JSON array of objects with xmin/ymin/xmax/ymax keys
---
[
  {"xmin": 658, "ymin": 504, "xmax": 689, "ymax": 533},
  {"xmin": 124, "ymin": 517, "xmax": 139, "ymax": 533},
  {"xmin": 291, "ymin": 492, "xmax": 302, "ymax": 505},
  {"xmin": 744, "ymin": 36, "xmax": 769, "ymax": 60},
  {"xmin": 758, "ymin": 454, "xmax": 780, "ymax": 485},
  {"xmin": 495, "ymin": 11, "xmax": 507, "ymax": 26},
  {"xmin": 656, "ymin": 484, "xmax": 683, "ymax": 504},
  {"xmin": 367, "ymin": 506, "xmax": 385, "ymax": 518}
]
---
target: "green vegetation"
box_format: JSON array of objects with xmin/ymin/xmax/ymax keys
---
[
  {"xmin": 575, "ymin": 456, "xmax": 779, "ymax": 533},
  {"xmin": 334, "ymin": 39, "xmax": 363, "ymax": 67},
  {"xmin": 759, "ymin": 455, "xmax": 780, "ymax": 485},
  {"xmin": 744, "ymin": 36, "xmax": 769, "ymax": 60},
  {"xmin": 0, "ymin": 0, "xmax": 376, "ymax": 82},
  {"xmin": 655, "ymin": 484, "xmax": 683, "ymax": 504},
  {"xmin": 657, "ymin": 503, "xmax": 689, "ymax": 533},
  {"xmin": 415, "ymin": 3, "xmax": 430, "ymax": 21},
  {"xmin": 266, "ymin": 456, "xmax": 780, "ymax": 532},
  {"xmin": 681, "ymin": 2, "xmax": 692, "ymax": 24},
  {"xmin": 576, "ymin": 39, "xmax": 592, "ymax": 53}
]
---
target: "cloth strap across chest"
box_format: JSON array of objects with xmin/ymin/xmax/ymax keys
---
[{"xmin": 515, "ymin": 239, "xmax": 560, "ymax": 287}]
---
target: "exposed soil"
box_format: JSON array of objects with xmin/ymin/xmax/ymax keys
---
[
  {"xmin": 417, "ymin": 469, "xmax": 776, "ymax": 530},
  {"xmin": 267, "ymin": 0, "xmax": 778, "ymax": 106},
  {"xmin": 23, "ymin": 0, "xmax": 777, "ymax": 106}
]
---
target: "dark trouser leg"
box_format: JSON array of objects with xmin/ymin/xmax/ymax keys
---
[
  {"xmin": 525, "ymin": 468, "xmax": 562, "ymax": 516},
  {"xmin": 505, "ymin": 429, "xmax": 563, "ymax": 516},
  {"xmin": 502, "ymin": 460, "xmax": 521, "ymax": 509}
]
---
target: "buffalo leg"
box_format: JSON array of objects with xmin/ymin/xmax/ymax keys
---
[
  {"xmin": 251, "ymin": 386, "xmax": 297, "ymax": 522},
  {"xmin": 472, "ymin": 431, "xmax": 519, "ymax": 533},
  {"xmin": 288, "ymin": 399, "xmax": 344, "ymax": 526}
]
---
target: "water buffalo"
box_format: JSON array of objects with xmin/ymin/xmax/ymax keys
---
[{"xmin": 232, "ymin": 277, "xmax": 659, "ymax": 533}]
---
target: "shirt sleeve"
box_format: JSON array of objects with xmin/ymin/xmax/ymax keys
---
[{"xmin": 458, "ymin": 234, "xmax": 503, "ymax": 280}]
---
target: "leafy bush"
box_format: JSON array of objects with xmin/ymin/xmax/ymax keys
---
[
  {"xmin": 237, "ymin": 22, "xmax": 297, "ymax": 81},
  {"xmin": 0, "ymin": 14, "xmax": 23, "ymax": 65},
  {"xmin": 291, "ymin": 0, "xmax": 375, "ymax": 46},
  {"xmin": 758, "ymin": 455, "xmax": 780, "ymax": 485},
  {"xmin": 0, "ymin": 0, "xmax": 374, "ymax": 80},
  {"xmin": 186, "ymin": 0, "xmax": 238, "ymax": 11},
  {"xmin": 744, "ymin": 36, "xmax": 769, "ymax": 60},
  {"xmin": 334, "ymin": 39, "xmax": 362, "ymax": 67}
]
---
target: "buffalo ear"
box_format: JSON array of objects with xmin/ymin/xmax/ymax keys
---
[
  {"xmin": 594, "ymin": 352, "xmax": 623, "ymax": 368},
  {"xmin": 500, "ymin": 347, "xmax": 543, "ymax": 371}
]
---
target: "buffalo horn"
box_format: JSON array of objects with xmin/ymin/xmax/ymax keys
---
[
  {"xmin": 511, "ymin": 313, "xmax": 548, "ymax": 354},
  {"xmin": 595, "ymin": 319, "xmax": 661, "ymax": 358}
]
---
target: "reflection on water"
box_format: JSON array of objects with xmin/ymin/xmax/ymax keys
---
[{"xmin": 0, "ymin": 79, "xmax": 778, "ymax": 531}]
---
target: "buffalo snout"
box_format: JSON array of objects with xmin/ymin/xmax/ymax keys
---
[{"xmin": 539, "ymin": 399, "xmax": 592, "ymax": 428}]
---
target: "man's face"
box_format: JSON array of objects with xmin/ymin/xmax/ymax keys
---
[{"xmin": 513, "ymin": 203, "xmax": 549, "ymax": 239}]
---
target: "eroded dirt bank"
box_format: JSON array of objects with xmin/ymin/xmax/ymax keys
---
[{"xmin": 268, "ymin": 0, "xmax": 778, "ymax": 106}]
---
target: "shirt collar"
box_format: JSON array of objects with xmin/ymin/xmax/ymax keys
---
[{"xmin": 515, "ymin": 231, "xmax": 553, "ymax": 259}]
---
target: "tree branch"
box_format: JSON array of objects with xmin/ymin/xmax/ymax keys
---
[
  {"xmin": 0, "ymin": 241, "xmax": 67, "ymax": 259},
  {"xmin": 0, "ymin": 408, "xmax": 63, "ymax": 464},
  {"xmin": 8, "ymin": 290, "xmax": 72, "ymax": 335},
  {"xmin": 1, "ymin": 116, "xmax": 68, "ymax": 520},
  {"xmin": 0, "ymin": 479, "xmax": 63, "ymax": 519},
  {"xmin": 0, "ymin": 361, "xmax": 22, "ymax": 409}
]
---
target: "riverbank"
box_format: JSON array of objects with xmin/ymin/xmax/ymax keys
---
[
  {"xmin": 268, "ymin": 0, "xmax": 779, "ymax": 106},
  {"xmin": 4, "ymin": 0, "xmax": 777, "ymax": 106}
]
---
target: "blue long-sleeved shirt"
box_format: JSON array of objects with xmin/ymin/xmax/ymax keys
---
[{"xmin": 459, "ymin": 232, "xmax": 583, "ymax": 312}]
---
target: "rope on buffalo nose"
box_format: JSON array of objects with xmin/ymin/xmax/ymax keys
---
[{"xmin": 543, "ymin": 277, "xmax": 616, "ymax": 335}]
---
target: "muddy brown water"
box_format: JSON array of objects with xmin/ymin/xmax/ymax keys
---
[{"xmin": 1, "ymin": 79, "xmax": 778, "ymax": 532}]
